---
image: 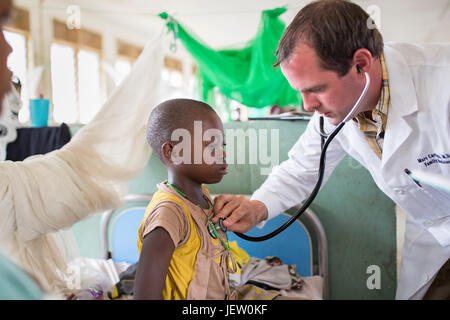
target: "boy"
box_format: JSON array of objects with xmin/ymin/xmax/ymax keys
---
[{"xmin": 134, "ymin": 98, "xmax": 233, "ymax": 300}]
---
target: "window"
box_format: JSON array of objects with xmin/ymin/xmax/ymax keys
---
[
  {"xmin": 78, "ymin": 49, "xmax": 101, "ymax": 123},
  {"xmin": 159, "ymin": 55, "xmax": 196, "ymax": 102},
  {"xmin": 162, "ymin": 67, "xmax": 183, "ymax": 88},
  {"xmin": 162, "ymin": 56, "xmax": 183, "ymax": 88},
  {"xmin": 50, "ymin": 43, "xmax": 77, "ymax": 123},
  {"xmin": 4, "ymin": 6, "xmax": 31, "ymax": 123},
  {"xmin": 51, "ymin": 44, "xmax": 102, "ymax": 124},
  {"xmin": 114, "ymin": 57, "xmax": 131, "ymax": 87},
  {"xmin": 4, "ymin": 30, "xmax": 29, "ymax": 122},
  {"xmin": 114, "ymin": 40, "xmax": 142, "ymax": 87},
  {"xmin": 51, "ymin": 20, "xmax": 103, "ymax": 124}
]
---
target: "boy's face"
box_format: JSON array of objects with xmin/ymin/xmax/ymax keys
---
[{"xmin": 169, "ymin": 113, "xmax": 227, "ymax": 184}]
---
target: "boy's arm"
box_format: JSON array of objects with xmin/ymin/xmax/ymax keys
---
[{"xmin": 134, "ymin": 227, "xmax": 175, "ymax": 299}]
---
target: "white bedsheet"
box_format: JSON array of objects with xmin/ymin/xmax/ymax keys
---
[{"xmin": 64, "ymin": 257, "xmax": 323, "ymax": 300}]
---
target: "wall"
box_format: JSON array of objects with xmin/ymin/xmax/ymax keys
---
[{"xmin": 71, "ymin": 119, "xmax": 397, "ymax": 299}]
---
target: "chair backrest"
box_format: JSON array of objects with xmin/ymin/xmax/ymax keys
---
[
  {"xmin": 110, "ymin": 207, "xmax": 147, "ymax": 264},
  {"xmin": 99, "ymin": 194, "xmax": 153, "ymax": 263},
  {"xmin": 227, "ymin": 212, "xmax": 313, "ymax": 277}
]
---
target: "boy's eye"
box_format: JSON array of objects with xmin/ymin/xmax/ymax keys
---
[
  {"xmin": 206, "ymin": 142, "xmax": 225, "ymax": 148},
  {"xmin": 204, "ymin": 140, "xmax": 226, "ymax": 151}
]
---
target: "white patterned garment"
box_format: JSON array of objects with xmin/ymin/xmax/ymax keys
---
[{"xmin": 0, "ymin": 31, "xmax": 164, "ymax": 294}]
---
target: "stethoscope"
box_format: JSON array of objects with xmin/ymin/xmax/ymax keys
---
[{"xmin": 225, "ymin": 65, "xmax": 371, "ymax": 242}]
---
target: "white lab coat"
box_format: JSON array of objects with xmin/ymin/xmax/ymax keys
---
[{"xmin": 251, "ymin": 42, "xmax": 450, "ymax": 299}]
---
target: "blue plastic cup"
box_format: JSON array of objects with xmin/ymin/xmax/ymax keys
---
[{"xmin": 29, "ymin": 99, "xmax": 49, "ymax": 127}]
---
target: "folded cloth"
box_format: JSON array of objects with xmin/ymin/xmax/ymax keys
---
[
  {"xmin": 229, "ymin": 283, "xmax": 280, "ymax": 300},
  {"xmin": 239, "ymin": 256, "xmax": 303, "ymax": 291}
]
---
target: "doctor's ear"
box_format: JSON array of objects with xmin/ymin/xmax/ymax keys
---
[{"xmin": 352, "ymin": 48, "xmax": 372, "ymax": 74}]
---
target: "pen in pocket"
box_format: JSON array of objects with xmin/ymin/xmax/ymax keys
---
[
  {"xmin": 405, "ymin": 168, "xmax": 450, "ymax": 194},
  {"xmin": 404, "ymin": 168, "xmax": 422, "ymax": 187}
]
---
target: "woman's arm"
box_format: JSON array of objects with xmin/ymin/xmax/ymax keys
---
[{"xmin": 133, "ymin": 227, "xmax": 175, "ymax": 299}]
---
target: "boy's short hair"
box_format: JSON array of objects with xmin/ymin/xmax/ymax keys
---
[{"xmin": 146, "ymin": 98, "xmax": 216, "ymax": 160}]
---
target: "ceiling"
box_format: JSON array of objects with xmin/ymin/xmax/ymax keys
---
[{"xmin": 46, "ymin": 0, "xmax": 450, "ymax": 48}]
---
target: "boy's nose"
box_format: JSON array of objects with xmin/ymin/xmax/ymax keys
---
[{"xmin": 219, "ymin": 147, "xmax": 226, "ymax": 163}]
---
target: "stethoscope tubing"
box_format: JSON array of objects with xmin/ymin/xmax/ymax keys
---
[
  {"xmin": 233, "ymin": 120, "xmax": 345, "ymax": 241},
  {"xmin": 234, "ymin": 70, "xmax": 370, "ymax": 242}
]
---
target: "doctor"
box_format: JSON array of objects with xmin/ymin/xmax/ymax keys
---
[{"xmin": 213, "ymin": 0, "xmax": 450, "ymax": 299}]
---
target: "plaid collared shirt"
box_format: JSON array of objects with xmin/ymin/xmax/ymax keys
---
[{"xmin": 353, "ymin": 54, "xmax": 390, "ymax": 159}]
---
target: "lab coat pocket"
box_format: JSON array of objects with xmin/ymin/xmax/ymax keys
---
[
  {"xmin": 414, "ymin": 183, "xmax": 450, "ymax": 246},
  {"xmin": 417, "ymin": 183, "xmax": 450, "ymax": 220},
  {"xmin": 427, "ymin": 217, "xmax": 450, "ymax": 247}
]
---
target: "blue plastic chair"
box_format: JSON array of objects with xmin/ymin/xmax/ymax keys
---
[
  {"xmin": 110, "ymin": 207, "xmax": 147, "ymax": 264},
  {"xmin": 227, "ymin": 212, "xmax": 313, "ymax": 277}
]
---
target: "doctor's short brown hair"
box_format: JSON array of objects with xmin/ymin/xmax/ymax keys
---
[{"xmin": 275, "ymin": 0, "xmax": 384, "ymax": 76}]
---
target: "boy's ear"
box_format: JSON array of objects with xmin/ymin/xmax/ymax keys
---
[{"xmin": 161, "ymin": 142, "xmax": 174, "ymax": 163}]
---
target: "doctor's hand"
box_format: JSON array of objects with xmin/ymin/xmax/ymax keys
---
[{"xmin": 212, "ymin": 194, "xmax": 268, "ymax": 233}]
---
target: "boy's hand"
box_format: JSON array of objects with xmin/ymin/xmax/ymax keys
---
[{"xmin": 212, "ymin": 194, "xmax": 268, "ymax": 233}]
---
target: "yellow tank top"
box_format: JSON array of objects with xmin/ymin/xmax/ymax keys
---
[{"xmin": 137, "ymin": 190, "xmax": 202, "ymax": 300}]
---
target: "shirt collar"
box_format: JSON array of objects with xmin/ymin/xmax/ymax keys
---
[{"xmin": 353, "ymin": 53, "xmax": 390, "ymax": 131}]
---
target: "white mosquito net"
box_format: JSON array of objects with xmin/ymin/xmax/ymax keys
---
[{"xmin": 0, "ymin": 31, "xmax": 164, "ymax": 294}]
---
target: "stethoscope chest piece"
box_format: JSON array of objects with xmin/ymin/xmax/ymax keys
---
[{"xmin": 208, "ymin": 218, "xmax": 227, "ymax": 238}]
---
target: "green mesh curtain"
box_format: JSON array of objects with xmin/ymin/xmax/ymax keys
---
[{"xmin": 159, "ymin": 8, "xmax": 302, "ymax": 113}]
